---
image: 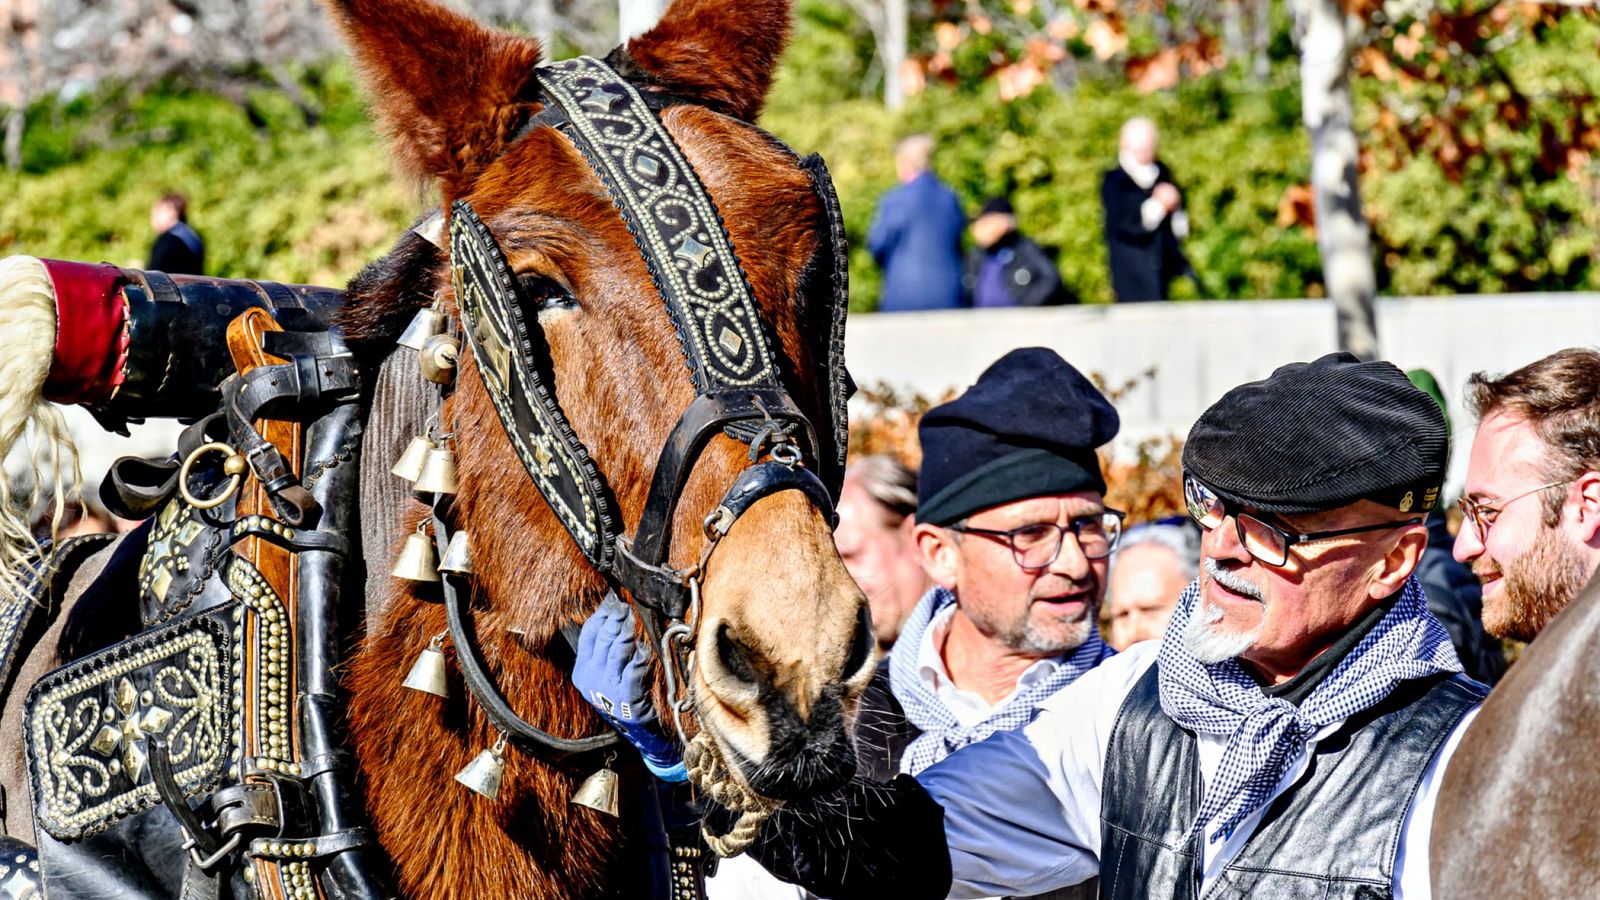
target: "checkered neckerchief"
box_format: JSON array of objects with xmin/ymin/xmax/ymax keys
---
[
  {"xmin": 1157, "ymin": 576, "xmax": 1460, "ymax": 845},
  {"xmin": 891, "ymin": 586, "xmax": 1114, "ymax": 774}
]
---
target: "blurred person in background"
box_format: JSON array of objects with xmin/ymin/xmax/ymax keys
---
[
  {"xmin": 963, "ymin": 197, "xmax": 1074, "ymax": 309},
  {"xmin": 1102, "ymin": 518, "xmax": 1200, "ymax": 651},
  {"xmin": 1453, "ymin": 349, "xmax": 1600, "ymax": 645},
  {"xmin": 835, "ymin": 455, "xmax": 929, "ymax": 648},
  {"xmin": 1101, "ymin": 118, "xmax": 1196, "ymax": 302},
  {"xmin": 147, "ymin": 192, "xmax": 205, "ymax": 275},
  {"xmin": 867, "ymin": 135, "xmax": 966, "ymax": 312},
  {"xmin": 1405, "ymin": 368, "xmax": 1506, "ymax": 683}
]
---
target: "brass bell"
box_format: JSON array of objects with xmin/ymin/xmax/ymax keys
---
[
  {"xmin": 391, "ymin": 434, "xmax": 435, "ymax": 482},
  {"xmin": 413, "ymin": 446, "xmax": 459, "ymax": 495},
  {"xmin": 439, "ymin": 529, "xmax": 474, "ymax": 576},
  {"xmin": 418, "ymin": 333, "xmax": 461, "ymax": 385},
  {"xmin": 402, "ymin": 631, "xmax": 450, "ymax": 698},
  {"xmin": 391, "ymin": 522, "xmax": 440, "ymax": 582},
  {"xmin": 456, "ymin": 736, "xmax": 507, "ymax": 800},
  {"xmin": 397, "ymin": 306, "xmax": 445, "ymax": 351},
  {"xmin": 571, "ymin": 756, "xmax": 621, "ymax": 817}
]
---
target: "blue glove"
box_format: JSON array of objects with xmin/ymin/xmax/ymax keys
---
[{"xmin": 574, "ymin": 592, "xmax": 687, "ymax": 782}]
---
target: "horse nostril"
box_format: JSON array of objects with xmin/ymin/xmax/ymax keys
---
[
  {"xmin": 715, "ymin": 622, "xmax": 760, "ymax": 686},
  {"xmin": 842, "ymin": 602, "xmax": 874, "ymax": 680}
]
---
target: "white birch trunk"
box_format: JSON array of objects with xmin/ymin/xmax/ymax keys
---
[
  {"xmin": 881, "ymin": 0, "xmax": 907, "ymax": 110},
  {"xmin": 3, "ymin": 107, "xmax": 23, "ymax": 172},
  {"xmin": 619, "ymin": 0, "xmax": 667, "ymax": 42},
  {"xmin": 1295, "ymin": 0, "xmax": 1378, "ymax": 360}
]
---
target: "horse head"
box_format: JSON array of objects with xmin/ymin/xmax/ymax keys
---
[{"xmin": 328, "ymin": 0, "xmax": 874, "ymax": 891}]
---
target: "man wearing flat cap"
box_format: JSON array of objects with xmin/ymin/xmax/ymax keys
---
[
  {"xmin": 854, "ymin": 347, "xmax": 1121, "ymax": 790},
  {"xmin": 755, "ymin": 352, "xmax": 1485, "ymax": 900}
]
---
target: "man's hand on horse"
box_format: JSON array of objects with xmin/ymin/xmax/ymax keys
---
[{"xmin": 574, "ymin": 592, "xmax": 688, "ymax": 782}]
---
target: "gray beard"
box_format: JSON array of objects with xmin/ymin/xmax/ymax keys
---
[{"xmin": 1185, "ymin": 576, "xmax": 1263, "ymax": 663}]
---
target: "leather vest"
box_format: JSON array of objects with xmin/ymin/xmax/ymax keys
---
[{"xmin": 1099, "ymin": 663, "xmax": 1485, "ymax": 900}]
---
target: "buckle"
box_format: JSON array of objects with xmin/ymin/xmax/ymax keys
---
[{"xmin": 151, "ymin": 735, "xmax": 288, "ymax": 872}]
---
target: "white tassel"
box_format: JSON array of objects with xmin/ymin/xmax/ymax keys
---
[{"xmin": 0, "ymin": 256, "xmax": 80, "ymax": 604}]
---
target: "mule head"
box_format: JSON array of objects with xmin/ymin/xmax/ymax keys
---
[{"xmin": 329, "ymin": 0, "xmax": 874, "ymax": 803}]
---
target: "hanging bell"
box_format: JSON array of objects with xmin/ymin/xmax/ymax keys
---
[
  {"xmin": 401, "ymin": 632, "xmax": 450, "ymax": 698},
  {"xmin": 439, "ymin": 529, "xmax": 474, "ymax": 576},
  {"xmin": 413, "ymin": 446, "xmax": 459, "ymax": 495},
  {"xmin": 571, "ymin": 758, "xmax": 621, "ymax": 817},
  {"xmin": 456, "ymin": 736, "xmax": 507, "ymax": 800},
  {"xmin": 418, "ymin": 333, "xmax": 461, "ymax": 385},
  {"xmin": 391, "ymin": 434, "xmax": 435, "ymax": 482},
  {"xmin": 397, "ymin": 306, "xmax": 445, "ymax": 351},
  {"xmin": 391, "ymin": 523, "xmax": 440, "ymax": 582}
]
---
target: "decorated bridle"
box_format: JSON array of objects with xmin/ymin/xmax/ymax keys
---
[{"xmin": 415, "ymin": 54, "xmax": 851, "ymax": 811}]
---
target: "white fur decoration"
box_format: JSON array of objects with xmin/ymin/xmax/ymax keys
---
[{"xmin": 0, "ymin": 255, "xmax": 78, "ymax": 603}]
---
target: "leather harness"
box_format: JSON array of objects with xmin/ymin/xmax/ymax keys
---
[{"xmin": 10, "ymin": 50, "xmax": 851, "ymax": 900}]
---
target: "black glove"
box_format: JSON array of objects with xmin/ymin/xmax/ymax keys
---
[{"xmin": 750, "ymin": 774, "xmax": 952, "ymax": 899}]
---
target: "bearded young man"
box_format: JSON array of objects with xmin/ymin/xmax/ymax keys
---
[
  {"xmin": 1453, "ymin": 348, "xmax": 1600, "ymax": 641},
  {"xmin": 854, "ymin": 347, "xmax": 1121, "ymax": 785},
  {"xmin": 753, "ymin": 353, "xmax": 1485, "ymax": 900}
]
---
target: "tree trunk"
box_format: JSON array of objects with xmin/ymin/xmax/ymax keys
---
[
  {"xmin": 618, "ymin": 0, "xmax": 667, "ymax": 42},
  {"xmin": 882, "ymin": 0, "xmax": 907, "ymax": 111},
  {"xmin": 1295, "ymin": 0, "xmax": 1378, "ymax": 360},
  {"xmin": 3, "ymin": 107, "xmax": 24, "ymax": 172},
  {"xmin": 1251, "ymin": 0, "xmax": 1272, "ymax": 81},
  {"xmin": 1223, "ymin": 0, "xmax": 1248, "ymax": 71}
]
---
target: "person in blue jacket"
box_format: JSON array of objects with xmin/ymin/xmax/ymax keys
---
[{"xmin": 867, "ymin": 135, "xmax": 966, "ymax": 312}]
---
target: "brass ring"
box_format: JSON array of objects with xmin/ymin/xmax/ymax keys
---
[{"xmin": 178, "ymin": 442, "xmax": 244, "ymax": 510}]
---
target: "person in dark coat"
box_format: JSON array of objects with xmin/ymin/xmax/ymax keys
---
[
  {"xmin": 146, "ymin": 193, "xmax": 205, "ymax": 275},
  {"xmin": 962, "ymin": 197, "xmax": 1075, "ymax": 308},
  {"xmin": 867, "ymin": 135, "xmax": 966, "ymax": 312},
  {"xmin": 1100, "ymin": 118, "xmax": 1193, "ymax": 302}
]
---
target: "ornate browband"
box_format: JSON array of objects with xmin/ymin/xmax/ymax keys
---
[{"xmin": 534, "ymin": 56, "xmax": 778, "ymax": 393}]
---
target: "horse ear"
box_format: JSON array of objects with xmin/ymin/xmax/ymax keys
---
[
  {"xmin": 622, "ymin": 0, "xmax": 792, "ymax": 122},
  {"xmin": 321, "ymin": 0, "xmax": 542, "ymax": 190}
]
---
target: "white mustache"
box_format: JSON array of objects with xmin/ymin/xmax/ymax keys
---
[{"xmin": 1203, "ymin": 557, "xmax": 1264, "ymax": 601}]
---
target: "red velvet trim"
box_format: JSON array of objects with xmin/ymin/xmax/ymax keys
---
[{"xmin": 40, "ymin": 259, "xmax": 129, "ymax": 405}]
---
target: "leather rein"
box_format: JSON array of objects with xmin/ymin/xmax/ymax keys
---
[{"xmin": 433, "ymin": 54, "xmax": 852, "ymax": 759}]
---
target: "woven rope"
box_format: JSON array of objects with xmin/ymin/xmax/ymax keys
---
[{"xmin": 684, "ymin": 733, "xmax": 779, "ymax": 857}]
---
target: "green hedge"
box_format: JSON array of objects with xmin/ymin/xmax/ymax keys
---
[
  {"xmin": 761, "ymin": 68, "xmax": 1320, "ymax": 308},
  {"xmin": 2, "ymin": 3, "xmax": 1595, "ymax": 306},
  {"xmin": 0, "ymin": 67, "xmax": 414, "ymax": 286}
]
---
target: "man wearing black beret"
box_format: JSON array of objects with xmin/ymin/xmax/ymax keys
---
[
  {"xmin": 854, "ymin": 347, "xmax": 1122, "ymax": 791},
  {"xmin": 755, "ymin": 352, "xmax": 1486, "ymax": 900}
]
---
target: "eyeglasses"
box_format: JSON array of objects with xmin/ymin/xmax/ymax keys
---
[
  {"xmin": 1184, "ymin": 475, "xmax": 1421, "ymax": 568},
  {"xmin": 950, "ymin": 510, "xmax": 1126, "ymax": 570},
  {"xmin": 1457, "ymin": 478, "xmax": 1575, "ymax": 541}
]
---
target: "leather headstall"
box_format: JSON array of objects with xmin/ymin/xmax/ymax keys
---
[{"xmin": 444, "ymin": 55, "xmax": 852, "ymax": 742}]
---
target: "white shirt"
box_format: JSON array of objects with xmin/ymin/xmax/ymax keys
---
[
  {"xmin": 918, "ymin": 641, "xmax": 1479, "ymax": 899},
  {"xmin": 1120, "ymin": 153, "xmax": 1190, "ymax": 239},
  {"xmin": 914, "ymin": 601, "xmax": 1062, "ymax": 731}
]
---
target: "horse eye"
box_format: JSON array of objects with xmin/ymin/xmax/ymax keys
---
[{"xmin": 518, "ymin": 273, "xmax": 577, "ymax": 311}]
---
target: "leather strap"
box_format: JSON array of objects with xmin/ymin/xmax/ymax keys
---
[
  {"xmin": 250, "ymin": 827, "xmax": 375, "ymax": 861},
  {"xmin": 224, "ymin": 307, "xmax": 313, "ymax": 900},
  {"xmin": 433, "ymin": 508, "xmax": 621, "ymax": 759}
]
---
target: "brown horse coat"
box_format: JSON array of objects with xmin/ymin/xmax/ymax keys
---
[{"xmin": 1431, "ymin": 567, "xmax": 1600, "ymax": 897}]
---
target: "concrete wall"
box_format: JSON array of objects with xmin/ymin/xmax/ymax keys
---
[
  {"xmin": 17, "ymin": 294, "xmax": 1598, "ymax": 508},
  {"xmin": 844, "ymin": 294, "xmax": 1600, "ymax": 492}
]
